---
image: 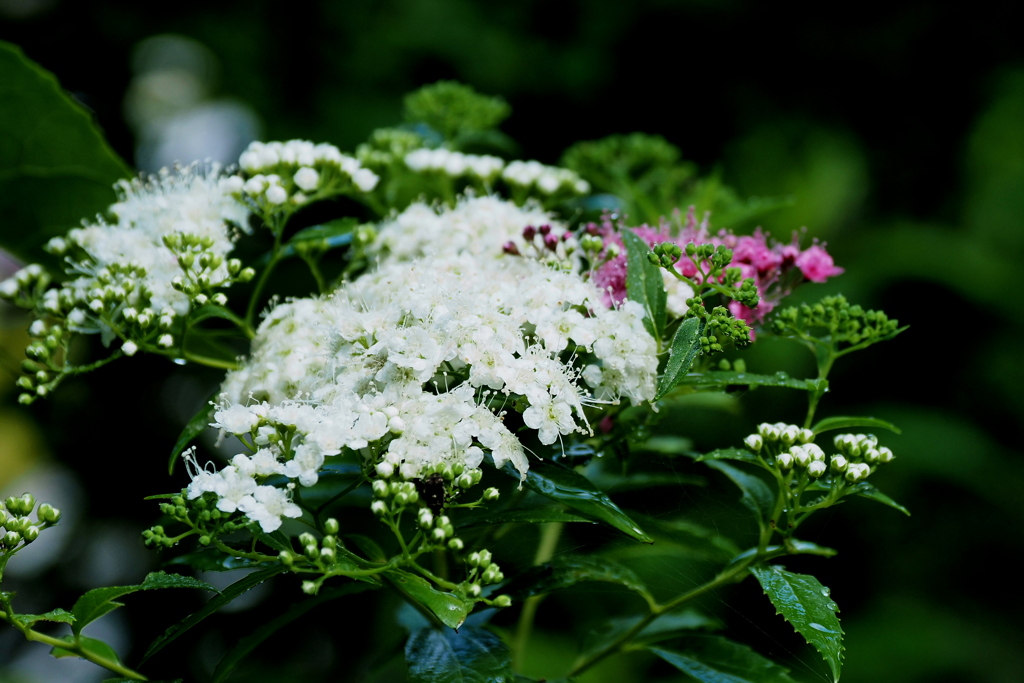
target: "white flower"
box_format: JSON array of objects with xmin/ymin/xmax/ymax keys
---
[
  {"xmin": 293, "ymin": 167, "xmax": 320, "ymax": 192},
  {"xmin": 238, "ymin": 486, "xmax": 302, "ymax": 532}
]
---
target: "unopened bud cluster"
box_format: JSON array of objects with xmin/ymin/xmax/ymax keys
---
[
  {"xmin": 747, "ymin": 423, "xmax": 895, "ymax": 486},
  {"xmin": 277, "ymin": 518, "xmax": 346, "ymax": 582},
  {"xmin": 684, "ymin": 299, "xmax": 752, "ymax": 352},
  {"xmin": 771, "ymin": 295, "xmax": 901, "ymax": 349},
  {"xmin": 1, "ymin": 493, "xmax": 60, "ymax": 555},
  {"xmin": 236, "ymin": 140, "xmax": 380, "ymax": 223},
  {"xmin": 405, "ymin": 148, "xmax": 505, "ymax": 181},
  {"xmin": 143, "ymin": 493, "xmax": 247, "ymax": 549},
  {"xmin": 462, "ymin": 549, "xmax": 512, "ymax": 608},
  {"xmin": 502, "ymin": 223, "xmax": 578, "ymax": 270},
  {"xmin": 502, "ymin": 160, "xmax": 590, "ymax": 199}
]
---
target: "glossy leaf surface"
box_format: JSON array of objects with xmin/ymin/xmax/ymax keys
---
[
  {"xmin": 650, "ymin": 635, "xmax": 798, "ymax": 683},
  {"xmin": 385, "ymin": 569, "xmax": 470, "ymax": 629},
  {"xmin": 622, "ymin": 228, "xmax": 666, "ymax": 339},
  {"xmin": 810, "ymin": 416, "xmax": 901, "ymax": 435},
  {"xmin": 405, "ymin": 627, "xmax": 514, "ymax": 683},
  {"xmin": 71, "ymin": 572, "xmax": 214, "ymax": 637},
  {"xmin": 656, "ymin": 317, "xmax": 703, "ymax": 399}
]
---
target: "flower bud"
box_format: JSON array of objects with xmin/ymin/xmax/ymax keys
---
[
  {"xmin": 320, "ymin": 547, "xmax": 336, "ymax": 564},
  {"xmin": 478, "ymin": 550, "xmax": 492, "ymax": 566},
  {"xmin": 805, "ymin": 443, "xmax": 826, "ymax": 461},
  {"xmin": 807, "ymin": 461, "xmax": 827, "ymax": 478},
  {"xmin": 791, "ymin": 446, "xmax": 811, "ymax": 468},
  {"xmin": 830, "ymin": 455, "xmax": 849, "ymax": 473},
  {"xmin": 493, "ymin": 594, "xmax": 512, "ymax": 608},
  {"xmin": 845, "ymin": 463, "xmax": 870, "ymax": 483},
  {"xmin": 304, "ymin": 544, "xmax": 319, "ymax": 561},
  {"xmin": 301, "ymin": 581, "xmax": 317, "ymax": 595},
  {"xmin": 456, "ymin": 473, "xmax": 474, "ymax": 488},
  {"xmin": 780, "ymin": 425, "xmax": 800, "ymax": 446},
  {"xmin": 375, "ymin": 462, "xmax": 394, "ymax": 479},
  {"xmin": 279, "ymin": 550, "xmax": 294, "ymax": 566},
  {"xmin": 483, "ymin": 487, "xmax": 500, "ymax": 501},
  {"xmin": 432, "ymin": 528, "xmax": 447, "ymax": 542},
  {"xmin": 370, "ymin": 500, "xmax": 387, "ymax": 516},
  {"xmin": 863, "ymin": 448, "xmax": 881, "ymax": 464},
  {"xmin": 468, "ymin": 583, "xmax": 482, "ymax": 597},
  {"xmin": 418, "ymin": 509, "xmax": 434, "ymax": 529},
  {"xmin": 744, "ymin": 434, "xmax": 763, "ymax": 453},
  {"xmin": 298, "ymin": 532, "xmax": 317, "ymax": 547},
  {"xmin": 323, "ymin": 518, "xmax": 340, "ymax": 535},
  {"xmin": 0, "ymin": 509, "xmax": 7, "ymax": 526},
  {"xmin": 447, "ymin": 538, "xmax": 464, "ymax": 551},
  {"xmin": 4, "ymin": 530, "xmax": 21, "ymax": 547},
  {"xmin": 877, "ymin": 447, "xmax": 894, "ymax": 463},
  {"xmin": 776, "ymin": 453, "xmax": 794, "ymax": 470},
  {"xmin": 468, "ymin": 552, "xmax": 481, "ymax": 567},
  {"xmin": 798, "ymin": 429, "xmax": 815, "ymax": 444}
]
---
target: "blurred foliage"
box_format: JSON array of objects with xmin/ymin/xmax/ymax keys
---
[{"xmin": 2, "ymin": 1, "xmax": 1023, "ymax": 682}]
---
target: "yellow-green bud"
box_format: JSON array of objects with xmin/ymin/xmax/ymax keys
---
[
  {"xmin": 493, "ymin": 595, "xmax": 512, "ymax": 608},
  {"xmin": 324, "ymin": 518, "xmax": 340, "ymax": 535}
]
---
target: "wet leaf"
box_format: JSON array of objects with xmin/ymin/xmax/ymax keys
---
[
  {"xmin": 622, "ymin": 228, "xmax": 666, "ymax": 339},
  {"xmin": 501, "ymin": 555, "xmax": 651, "ymax": 603},
  {"xmin": 649, "ymin": 634, "xmax": 799, "ymax": 683},
  {"xmin": 141, "ymin": 566, "xmax": 286, "ymax": 665},
  {"xmin": 697, "ymin": 447, "xmax": 762, "ymax": 466},
  {"xmin": 847, "ymin": 482, "xmax": 911, "ymax": 516},
  {"xmin": 678, "ymin": 370, "xmax": 816, "ymax": 392},
  {"xmin": 455, "ymin": 506, "xmax": 598, "ymax": 529},
  {"xmin": 505, "ymin": 460, "xmax": 651, "ymax": 542},
  {"xmin": 385, "ymin": 569, "xmax": 470, "ymax": 629},
  {"xmin": 810, "ymin": 416, "xmax": 901, "ymax": 435},
  {"xmin": 71, "ymin": 572, "xmax": 215, "ymax": 637},
  {"xmin": 13, "ymin": 608, "xmax": 75, "ymax": 628},
  {"xmin": 656, "ymin": 317, "xmax": 703, "ymax": 400},
  {"xmin": 751, "ymin": 565, "xmax": 843, "ymax": 682},
  {"xmin": 52, "ymin": 635, "xmax": 122, "ymax": 664},
  {"xmin": 405, "ymin": 627, "xmax": 514, "ymax": 683},
  {"xmin": 703, "ymin": 460, "xmax": 775, "ymax": 533}
]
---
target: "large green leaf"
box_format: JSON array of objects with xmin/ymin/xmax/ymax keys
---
[
  {"xmin": 649, "ymin": 635, "xmax": 799, "ymax": 683},
  {"xmin": 677, "ymin": 370, "xmax": 815, "ymax": 392},
  {"xmin": 405, "ymin": 627, "xmax": 514, "ymax": 683},
  {"xmin": 71, "ymin": 572, "xmax": 214, "ymax": 637},
  {"xmin": 212, "ymin": 583, "xmax": 373, "ymax": 682},
  {"xmin": 0, "ymin": 42, "xmax": 131, "ymax": 268},
  {"xmin": 505, "ymin": 460, "xmax": 651, "ymax": 542},
  {"xmin": 751, "ymin": 565, "xmax": 843, "ymax": 682},
  {"xmin": 168, "ymin": 394, "xmax": 217, "ymax": 474},
  {"xmin": 12, "ymin": 607, "xmax": 75, "ymax": 628},
  {"xmin": 697, "ymin": 448, "xmax": 762, "ymax": 466},
  {"xmin": 51, "ymin": 635, "xmax": 122, "ymax": 663},
  {"xmin": 656, "ymin": 317, "xmax": 704, "ymax": 400},
  {"xmin": 810, "ymin": 416, "xmax": 901, "ymax": 435},
  {"xmin": 847, "ymin": 482, "xmax": 911, "ymax": 516},
  {"xmin": 622, "ymin": 228, "xmax": 666, "ymax": 340},
  {"xmin": 502, "ymin": 555, "xmax": 651, "ymax": 603},
  {"xmin": 703, "ymin": 460, "xmax": 775, "ymax": 533},
  {"xmin": 141, "ymin": 565, "xmax": 286, "ymax": 665},
  {"xmin": 384, "ymin": 569, "xmax": 470, "ymax": 629}
]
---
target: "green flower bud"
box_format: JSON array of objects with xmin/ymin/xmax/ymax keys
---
[
  {"xmin": 324, "ymin": 518, "xmax": 340, "ymax": 535},
  {"xmin": 483, "ymin": 487, "xmax": 500, "ymax": 501},
  {"xmin": 807, "ymin": 461, "xmax": 827, "ymax": 478},
  {"xmin": 320, "ymin": 547, "xmax": 336, "ymax": 564},
  {"xmin": 4, "ymin": 530, "xmax": 21, "ymax": 547},
  {"xmin": 301, "ymin": 581, "xmax": 317, "ymax": 595},
  {"xmin": 279, "ymin": 550, "xmax": 294, "ymax": 566},
  {"xmin": 468, "ymin": 583, "xmax": 482, "ymax": 597},
  {"xmin": 431, "ymin": 528, "xmax": 447, "ymax": 542},
  {"xmin": 304, "ymin": 544, "xmax": 319, "ymax": 561},
  {"xmin": 467, "ymin": 552, "xmax": 481, "ymax": 567},
  {"xmin": 370, "ymin": 500, "xmax": 387, "ymax": 516},
  {"xmin": 447, "ymin": 538, "xmax": 464, "ymax": 551},
  {"xmin": 776, "ymin": 453, "xmax": 794, "ymax": 470},
  {"xmin": 798, "ymin": 429, "xmax": 815, "ymax": 444},
  {"xmin": 298, "ymin": 532, "xmax": 317, "ymax": 547},
  {"xmin": 830, "ymin": 455, "xmax": 849, "ymax": 473},
  {"xmin": 744, "ymin": 434, "xmax": 763, "ymax": 453},
  {"xmin": 478, "ymin": 549, "xmax": 492, "ymax": 566},
  {"xmin": 0, "ymin": 508, "xmax": 7, "ymax": 526},
  {"xmin": 493, "ymin": 595, "xmax": 512, "ymax": 608},
  {"xmin": 372, "ymin": 479, "xmax": 389, "ymax": 497},
  {"xmin": 198, "ymin": 535, "xmax": 211, "ymax": 546},
  {"xmin": 877, "ymin": 447, "xmax": 894, "ymax": 463}
]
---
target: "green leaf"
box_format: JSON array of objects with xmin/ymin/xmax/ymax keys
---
[
  {"xmin": 678, "ymin": 370, "xmax": 816, "ymax": 392},
  {"xmin": 212, "ymin": 583, "xmax": 373, "ymax": 683},
  {"xmin": 13, "ymin": 607, "xmax": 75, "ymax": 628},
  {"xmin": 0, "ymin": 42, "xmax": 131, "ymax": 268},
  {"xmin": 188, "ymin": 305, "xmax": 249, "ymax": 331},
  {"xmin": 405, "ymin": 627, "xmax": 514, "ymax": 683},
  {"xmin": 501, "ymin": 555, "xmax": 651, "ymax": 603},
  {"xmin": 384, "ymin": 569, "xmax": 470, "ymax": 630},
  {"xmin": 52, "ymin": 635, "xmax": 122, "ymax": 665},
  {"xmin": 751, "ymin": 565, "xmax": 843, "ymax": 682},
  {"xmin": 455, "ymin": 506, "xmax": 599, "ymax": 529},
  {"xmin": 656, "ymin": 317, "xmax": 704, "ymax": 400},
  {"xmin": 140, "ymin": 565, "xmax": 286, "ymax": 665},
  {"xmin": 810, "ymin": 416, "xmax": 901, "ymax": 435},
  {"xmin": 622, "ymin": 228, "xmax": 666, "ymax": 340},
  {"xmin": 168, "ymin": 394, "xmax": 217, "ymax": 475},
  {"xmin": 70, "ymin": 572, "xmax": 215, "ymax": 637},
  {"xmin": 697, "ymin": 448, "xmax": 762, "ymax": 466},
  {"xmin": 649, "ymin": 635, "xmax": 799, "ymax": 683},
  {"xmin": 846, "ymin": 482, "xmax": 911, "ymax": 516},
  {"xmin": 703, "ymin": 461, "xmax": 775, "ymax": 533},
  {"xmin": 166, "ymin": 548, "xmax": 270, "ymax": 572},
  {"xmin": 506, "ymin": 460, "xmax": 652, "ymax": 543},
  {"xmin": 286, "ymin": 217, "xmax": 358, "ymax": 245}
]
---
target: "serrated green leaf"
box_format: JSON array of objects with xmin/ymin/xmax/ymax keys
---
[
  {"xmin": 650, "ymin": 635, "xmax": 799, "ymax": 683},
  {"xmin": 52, "ymin": 635, "xmax": 122, "ymax": 664},
  {"xmin": 847, "ymin": 482, "xmax": 911, "ymax": 516},
  {"xmin": 0, "ymin": 42, "xmax": 131, "ymax": 270},
  {"xmin": 13, "ymin": 607, "xmax": 75, "ymax": 628},
  {"xmin": 168, "ymin": 395, "xmax": 217, "ymax": 475},
  {"xmin": 405, "ymin": 627, "xmax": 514, "ymax": 683},
  {"xmin": 505, "ymin": 460, "xmax": 651, "ymax": 542},
  {"xmin": 385, "ymin": 569, "xmax": 470, "ymax": 629},
  {"xmin": 704, "ymin": 460, "xmax": 775, "ymax": 534},
  {"xmin": 678, "ymin": 371, "xmax": 816, "ymax": 392},
  {"xmin": 140, "ymin": 565, "xmax": 287, "ymax": 665},
  {"xmin": 697, "ymin": 448, "xmax": 762, "ymax": 466},
  {"xmin": 656, "ymin": 317, "xmax": 704, "ymax": 399},
  {"xmin": 810, "ymin": 416, "xmax": 901, "ymax": 435},
  {"xmin": 70, "ymin": 572, "xmax": 215, "ymax": 637},
  {"xmin": 751, "ymin": 565, "xmax": 843, "ymax": 682},
  {"xmin": 188, "ymin": 305, "xmax": 249, "ymax": 331},
  {"xmin": 622, "ymin": 228, "xmax": 666, "ymax": 340},
  {"xmin": 455, "ymin": 506, "xmax": 598, "ymax": 529},
  {"xmin": 212, "ymin": 583, "xmax": 373, "ymax": 683},
  {"xmin": 502, "ymin": 555, "xmax": 651, "ymax": 603}
]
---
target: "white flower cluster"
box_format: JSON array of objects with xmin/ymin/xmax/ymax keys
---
[
  {"xmin": 191, "ymin": 208, "xmax": 659, "ymax": 530},
  {"xmin": 502, "ymin": 160, "xmax": 590, "ymax": 196},
  {"xmin": 237, "ymin": 140, "xmax": 380, "ymax": 210},
  {"xmin": 30, "ymin": 165, "xmax": 248, "ymax": 340},
  {"xmin": 404, "ymin": 148, "xmax": 505, "ymax": 180},
  {"xmin": 370, "ymin": 195, "xmax": 570, "ymax": 262}
]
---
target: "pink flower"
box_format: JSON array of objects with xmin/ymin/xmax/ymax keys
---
[{"xmin": 795, "ymin": 244, "xmax": 843, "ymax": 283}]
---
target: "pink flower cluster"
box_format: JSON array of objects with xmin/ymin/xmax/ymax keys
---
[{"xmin": 589, "ymin": 208, "xmax": 843, "ymax": 324}]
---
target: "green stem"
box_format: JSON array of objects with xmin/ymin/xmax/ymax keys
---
[
  {"xmin": 514, "ymin": 522, "xmax": 564, "ymax": 669},
  {"xmin": 245, "ymin": 234, "xmax": 283, "ymax": 327},
  {"xmin": 0, "ymin": 610, "xmax": 147, "ymax": 680},
  {"xmin": 569, "ymin": 556, "xmax": 756, "ymax": 678}
]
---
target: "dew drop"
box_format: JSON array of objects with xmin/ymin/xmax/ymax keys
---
[
  {"xmin": 820, "ymin": 587, "xmax": 831, "ymax": 597},
  {"xmin": 173, "ymin": 358, "xmax": 187, "ymax": 366},
  {"xmin": 809, "ymin": 622, "xmax": 839, "ymax": 633}
]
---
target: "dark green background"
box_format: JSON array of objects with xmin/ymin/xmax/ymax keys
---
[{"xmin": 1, "ymin": 1, "xmax": 1022, "ymax": 681}]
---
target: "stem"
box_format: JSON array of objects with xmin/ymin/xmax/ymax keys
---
[
  {"xmin": 245, "ymin": 234, "xmax": 283, "ymax": 327},
  {"xmin": 181, "ymin": 352, "xmax": 242, "ymax": 371},
  {"xmin": 514, "ymin": 522, "xmax": 563, "ymax": 669},
  {"xmin": 569, "ymin": 557, "xmax": 756, "ymax": 678},
  {"xmin": 0, "ymin": 610, "xmax": 147, "ymax": 680}
]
